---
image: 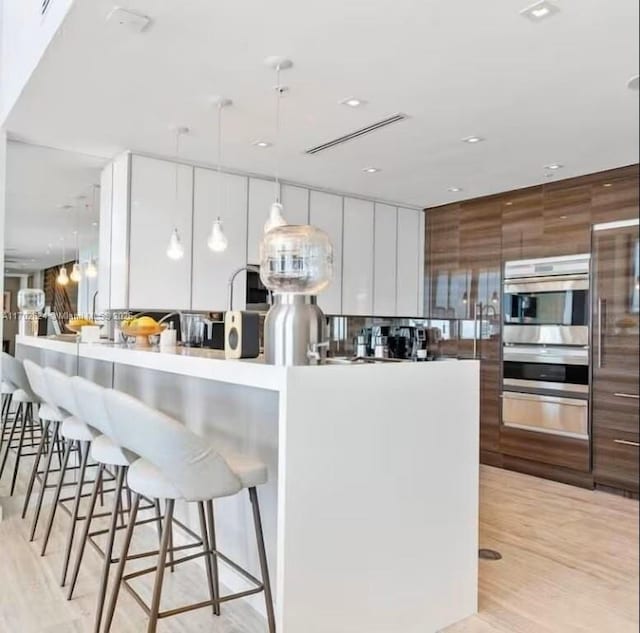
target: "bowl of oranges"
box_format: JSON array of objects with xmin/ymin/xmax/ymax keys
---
[
  {"xmin": 66, "ymin": 317, "xmax": 96, "ymax": 334},
  {"xmin": 121, "ymin": 316, "xmax": 166, "ymax": 347}
]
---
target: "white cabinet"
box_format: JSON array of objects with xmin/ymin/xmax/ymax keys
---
[
  {"xmin": 309, "ymin": 191, "xmax": 343, "ymax": 315},
  {"xmin": 97, "ymin": 162, "xmax": 113, "ymax": 312},
  {"xmin": 109, "ymin": 153, "xmax": 131, "ymax": 310},
  {"xmin": 281, "ymin": 184, "xmax": 310, "ymax": 225},
  {"xmin": 247, "ymin": 178, "xmax": 279, "ymax": 265},
  {"xmin": 342, "ymin": 197, "xmax": 374, "ymax": 315},
  {"xmin": 192, "ymin": 169, "xmax": 248, "ymax": 311},
  {"xmin": 373, "ymin": 203, "xmax": 398, "ymax": 316},
  {"xmin": 128, "ymin": 155, "xmax": 193, "ymax": 310},
  {"xmin": 396, "ymin": 208, "xmax": 424, "ymax": 317}
]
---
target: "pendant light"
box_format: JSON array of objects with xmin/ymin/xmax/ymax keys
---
[
  {"xmin": 263, "ymin": 56, "xmax": 292, "ymax": 234},
  {"xmin": 207, "ymin": 98, "xmax": 231, "ymax": 253},
  {"xmin": 166, "ymin": 126, "xmax": 188, "ymax": 260},
  {"xmin": 57, "ymin": 238, "xmax": 69, "ymax": 286},
  {"xmin": 70, "ymin": 203, "xmax": 82, "ymax": 282}
]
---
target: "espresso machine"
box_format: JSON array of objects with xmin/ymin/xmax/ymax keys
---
[{"xmin": 260, "ymin": 224, "xmax": 334, "ymax": 365}]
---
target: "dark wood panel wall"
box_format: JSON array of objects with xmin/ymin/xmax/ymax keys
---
[{"xmin": 424, "ymin": 164, "xmax": 639, "ymax": 493}]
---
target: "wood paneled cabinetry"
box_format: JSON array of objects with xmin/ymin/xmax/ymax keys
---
[{"xmin": 591, "ymin": 220, "xmax": 640, "ymax": 493}]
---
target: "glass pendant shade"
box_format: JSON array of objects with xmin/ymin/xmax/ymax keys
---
[
  {"xmin": 207, "ymin": 218, "xmax": 228, "ymax": 253},
  {"xmin": 70, "ymin": 262, "xmax": 82, "ymax": 282},
  {"xmin": 57, "ymin": 266, "xmax": 69, "ymax": 286},
  {"xmin": 264, "ymin": 202, "xmax": 287, "ymax": 234},
  {"xmin": 166, "ymin": 228, "xmax": 184, "ymax": 260},
  {"xmin": 17, "ymin": 288, "xmax": 45, "ymax": 312},
  {"xmin": 85, "ymin": 258, "xmax": 98, "ymax": 278},
  {"xmin": 260, "ymin": 224, "xmax": 333, "ymax": 294}
]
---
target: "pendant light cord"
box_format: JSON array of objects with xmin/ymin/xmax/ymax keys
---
[
  {"xmin": 274, "ymin": 65, "xmax": 281, "ymax": 203},
  {"xmin": 174, "ymin": 129, "xmax": 180, "ymax": 230},
  {"xmin": 217, "ymin": 103, "xmax": 223, "ymax": 220}
]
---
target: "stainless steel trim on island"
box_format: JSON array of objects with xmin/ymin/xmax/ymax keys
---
[{"xmin": 15, "ymin": 334, "xmax": 480, "ymax": 633}]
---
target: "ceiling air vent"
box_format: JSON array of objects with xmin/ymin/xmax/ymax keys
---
[
  {"xmin": 305, "ymin": 113, "xmax": 409, "ymax": 155},
  {"xmin": 42, "ymin": 0, "xmax": 52, "ymax": 15}
]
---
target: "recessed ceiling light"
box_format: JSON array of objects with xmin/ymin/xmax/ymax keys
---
[
  {"xmin": 505, "ymin": 201, "xmax": 513, "ymax": 206},
  {"xmin": 362, "ymin": 167, "xmax": 381, "ymax": 174},
  {"xmin": 520, "ymin": 1, "xmax": 560, "ymax": 21},
  {"xmin": 252, "ymin": 140, "xmax": 272, "ymax": 148},
  {"xmin": 544, "ymin": 163, "xmax": 563, "ymax": 170},
  {"xmin": 560, "ymin": 215, "xmax": 568, "ymax": 220},
  {"xmin": 462, "ymin": 136, "xmax": 484, "ymax": 144},
  {"xmin": 627, "ymin": 75, "xmax": 639, "ymax": 91},
  {"xmin": 448, "ymin": 187, "xmax": 463, "ymax": 192},
  {"xmin": 340, "ymin": 97, "xmax": 367, "ymax": 108},
  {"xmin": 603, "ymin": 183, "xmax": 613, "ymax": 187},
  {"xmin": 92, "ymin": 221, "xmax": 99, "ymax": 226}
]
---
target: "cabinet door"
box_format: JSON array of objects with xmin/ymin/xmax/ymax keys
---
[
  {"xmin": 396, "ymin": 208, "xmax": 423, "ymax": 317},
  {"xmin": 592, "ymin": 221, "xmax": 640, "ymax": 492},
  {"xmin": 542, "ymin": 182, "xmax": 591, "ymax": 256},
  {"xmin": 281, "ymin": 184, "xmax": 309, "ymax": 225},
  {"xmin": 247, "ymin": 178, "xmax": 279, "ymax": 265},
  {"xmin": 342, "ymin": 197, "xmax": 374, "ymax": 315},
  {"xmin": 426, "ymin": 204, "xmax": 460, "ymax": 320},
  {"xmin": 109, "ymin": 153, "xmax": 131, "ymax": 309},
  {"xmin": 501, "ymin": 186, "xmax": 544, "ymax": 262},
  {"xmin": 128, "ymin": 155, "xmax": 193, "ymax": 310},
  {"xmin": 591, "ymin": 171, "xmax": 640, "ymax": 225},
  {"xmin": 309, "ymin": 191, "xmax": 343, "ymax": 315},
  {"xmin": 373, "ymin": 203, "xmax": 397, "ymax": 316},
  {"xmin": 97, "ymin": 163, "xmax": 113, "ymax": 312},
  {"xmin": 192, "ymin": 169, "xmax": 248, "ymax": 311}
]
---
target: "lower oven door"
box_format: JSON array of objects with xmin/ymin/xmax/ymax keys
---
[{"xmin": 502, "ymin": 391, "xmax": 588, "ymax": 439}]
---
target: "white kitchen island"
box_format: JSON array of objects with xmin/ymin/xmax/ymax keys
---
[{"xmin": 15, "ymin": 334, "xmax": 480, "ymax": 633}]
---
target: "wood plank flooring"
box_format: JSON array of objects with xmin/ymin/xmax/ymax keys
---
[{"xmin": 1, "ymin": 455, "xmax": 638, "ymax": 632}]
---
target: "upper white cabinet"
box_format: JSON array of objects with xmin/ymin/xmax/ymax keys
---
[
  {"xmin": 128, "ymin": 155, "xmax": 193, "ymax": 310},
  {"xmin": 373, "ymin": 203, "xmax": 398, "ymax": 316},
  {"xmin": 192, "ymin": 169, "xmax": 248, "ymax": 311},
  {"xmin": 109, "ymin": 153, "xmax": 131, "ymax": 310},
  {"xmin": 281, "ymin": 184, "xmax": 310, "ymax": 225},
  {"xmin": 342, "ymin": 197, "xmax": 374, "ymax": 315},
  {"xmin": 97, "ymin": 162, "xmax": 113, "ymax": 312},
  {"xmin": 247, "ymin": 178, "xmax": 279, "ymax": 265},
  {"xmin": 309, "ymin": 191, "xmax": 343, "ymax": 315},
  {"xmin": 396, "ymin": 208, "xmax": 424, "ymax": 317}
]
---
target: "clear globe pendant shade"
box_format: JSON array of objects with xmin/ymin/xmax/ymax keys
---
[
  {"xmin": 264, "ymin": 202, "xmax": 287, "ymax": 234},
  {"xmin": 85, "ymin": 258, "xmax": 98, "ymax": 278},
  {"xmin": 207, "ymin": 218, "xmax": 228, "ymax": 252},
  {"xmin": 166, "ymin": 228, "xmax": 185, "ymax": 260},
  {"xmin": 57, "ymin": 266, "xmax": 69, "ymax": 286},
  {"xmin": 260, "ymin": 224, "xmax": 333, "ymax": 294},
  {"xmin": 17, "ymin": 288, "xmax": 45, "ymax": 312},
  {"xmin": 70, "ymin": 262, "xmax": 82, "ymax": 282}
]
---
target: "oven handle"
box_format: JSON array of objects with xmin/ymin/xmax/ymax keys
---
[
  {"xmin": 597, "ymin": 298, "xmax": 606, "ymax": 369},
  {"xmin": 501, "ymin": 391, "xmax": 588, "ymax": 407}
]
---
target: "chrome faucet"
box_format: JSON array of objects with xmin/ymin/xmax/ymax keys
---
[
  {"xmin": 227, "ymin": 265, "xmax": 273, "ymax": 310},
  {"xmin": 307, "ymin": 340, "xmax": 330, "ymax": 363}
]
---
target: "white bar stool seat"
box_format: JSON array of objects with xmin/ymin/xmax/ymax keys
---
[
  {"xmin": 90, "ymin": 433, "xmax": 133, "ymax": 467},
  {"xmin": 1, "ymin": 380, "xmax": 15, "ymax": 394}
]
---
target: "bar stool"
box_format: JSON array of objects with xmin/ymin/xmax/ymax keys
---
[
  {"xmin": 101, "ymin": 389, "xmax": 276, "ymax": 633},
  {"xmin": 1, "ymin": 377, "xmax": 17, "ymax": 450},
  {"xmin": 0, "ymin": 353, "xmax": 44, "ymax": 496},
  {"xmin": 40, "ymin": 366, "xmax": 101, "ymax": 586},
  {"xmin": 21, "ymin": 359, "xmax": 68, "ymax": 538}
]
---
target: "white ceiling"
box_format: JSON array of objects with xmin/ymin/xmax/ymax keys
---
[
  {"xmin": 4, "ymin": 0, "xmax": 640, "ymax": 214},
  {"xmin": 4, "ymin": 141, "xmax": 105, "ymax": 273}
]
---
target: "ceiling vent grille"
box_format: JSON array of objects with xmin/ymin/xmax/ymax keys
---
[
  {"xmin": 42, "ymin": 0, "xmax": 52, "ymax": 15},
  {"xmin": 305, "ymin": 113, "xmax": 409, "ymax": 155}
]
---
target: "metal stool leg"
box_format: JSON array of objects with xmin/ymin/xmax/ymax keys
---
[
  {"xmin": 147, "ymin": 499, "xmax": 175, "ymax": 633},
  {"xmin": 29, "ymin": 421, "xmax": 61, "ymax": 540},
  {"xmin": 66, "ymin": 463, "xmax": 105, "ymax": 601},
  {"xmin": 61, "ymin": 440, "xmax": 91, "ymax": 586},
  {"xmin": 197, "ymin": 502, "xmax": 218, "ymax": 615},
  {"xmin": 9, "ymin": 403, "xmax": 30, "ymax": 495},
  {"xmin": 91, "ymin": 466, "xmax": 125, "ymax": 633},
  {"xmin": 249, "ymin": 487, "xmax": 276, "ymax": 633},
  {"xmin": 22, "ymin": 419, "xmax": 51, "ymax": 518},
  {"xmin": 102, "ymin": 493, "xmax": 140, "ymax": 633},
  {"xmin": 0, "ymin": 402, "xmax": 22, "ymax": 479},
  {"xmin": 41, "ymin": 438, "xmax": 73, "ymax": 556},
  {"xmin": 205, "ymin": 500, "xmax": 221, "ymax": 616}
]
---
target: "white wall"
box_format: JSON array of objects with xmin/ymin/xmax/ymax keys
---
[
  {"xmin": 0, "ymin": 0, "xmax": 73, "ymax": 122},
  {"xmin": 0, "ymin": 129, "xmax": 6, "ymax": 352}
]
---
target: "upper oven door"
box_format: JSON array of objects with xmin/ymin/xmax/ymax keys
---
[{"xmin": 503, "ymin": 275, "xmax": 589, "ymax": 327}]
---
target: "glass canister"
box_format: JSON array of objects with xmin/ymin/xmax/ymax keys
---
[
  {"xmin": 259, "ymin": 225, "xmax": 333, "ymax": 294},
  {"xmin": 17, "ymin": 288, "xmax": 45, "ymax": 337}
]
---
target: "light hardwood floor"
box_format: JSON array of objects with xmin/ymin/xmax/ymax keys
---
[{"xmin": 1, "ymin": 457, "xmax": 638, "ymax": 632}]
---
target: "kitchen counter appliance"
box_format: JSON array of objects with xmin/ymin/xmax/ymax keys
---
[{"xmin": 502, "ymin": 254, "xmax": 591, "ymax": 440}]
